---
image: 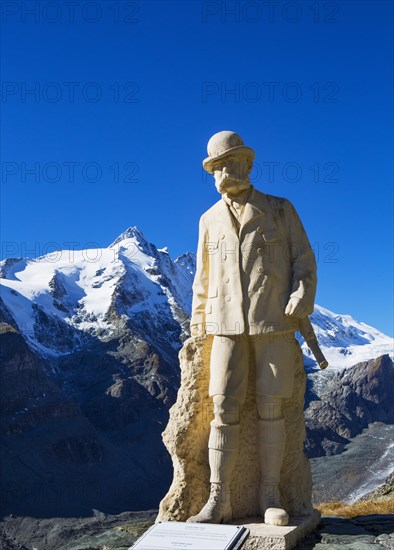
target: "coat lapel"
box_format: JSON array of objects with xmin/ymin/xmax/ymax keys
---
[
  {"xmin": 210, "ymin": 187, "xmax": 270, "ymax": 240},
  {"xmin": 240, "ymin": 186, "xmax": 265, "ymax": 233},
  {"xmin": 207, "ymin": 199, "xmax": 238, "ymax": 239}
]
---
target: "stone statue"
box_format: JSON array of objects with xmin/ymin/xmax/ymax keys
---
[{"xmin": 157, "ymin": 131, "xmax": 319, "ymax": 531}]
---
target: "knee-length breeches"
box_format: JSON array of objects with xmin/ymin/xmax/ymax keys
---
[{"xmin": 208, "ymin": 332, "xmax": 298, "ymax": 400}]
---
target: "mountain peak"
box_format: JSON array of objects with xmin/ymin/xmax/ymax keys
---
[
  {"xmin": 108, "ymin": 226, "xmax": 147, "ymax": 249},
  {"xmin": 175, "ymin": 252, "xmax": 196, "ymax": 272}
]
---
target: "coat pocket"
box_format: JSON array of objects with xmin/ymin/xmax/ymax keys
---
[{"xmin": 262, "ymin": 228, "xmax": 282, "ymax": 243}]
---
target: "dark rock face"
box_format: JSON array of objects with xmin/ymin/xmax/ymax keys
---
[
  {"xmin": 0, "ymin": 323, "xmax": 174, "ymax": 517},
  {"xmin": 0, "ymin": 324, "xmax": 81, "ymax": 437},
  {"xmin": 305, "ymin": 355, "xmax": 394, "ymax": 457}
]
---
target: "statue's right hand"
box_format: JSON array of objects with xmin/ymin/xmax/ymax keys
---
[{"xmin": 284, "ymin": 297, "xmax": 309, "ymax": 318}]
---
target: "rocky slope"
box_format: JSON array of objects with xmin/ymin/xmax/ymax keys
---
[
  {"xmin": 0, "ymin": 323, "xmax": 171, "ymax": 517},
  {"xmin": 363, "ymin": 472, "xmax": 394, "ymax": 502},
  {"xmin": 310, "ymin": 422, "xmax": 394, "ymax": 504},
  {"xmin": 305, "ymin": 355, "xmax": 394, "ymax": 457}
]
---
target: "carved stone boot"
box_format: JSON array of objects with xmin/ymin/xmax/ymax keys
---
[
  {"xmin": 187, "ymin": 424, "xmax": 239, "ymax": 524},
  {"xmin": 187, "ymin": 481, "xmax": 232, "ymax": 523},
  {"xmin": 258, "ymin": 418, "xmax": 289, "ymax": 526}
]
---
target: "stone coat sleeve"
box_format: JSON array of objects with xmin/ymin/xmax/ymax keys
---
[
  {"xmin": 284, "ymin": 200, "xmax": 317, "ymax": 315},
  {"xmin": 190, "ymin": 216, "xmax": 209, "ymax": 334}
]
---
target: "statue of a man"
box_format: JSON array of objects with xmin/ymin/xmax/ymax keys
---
[{"xmin": 187, "ymin": 131, "xmax": 317, "ymax": 526}]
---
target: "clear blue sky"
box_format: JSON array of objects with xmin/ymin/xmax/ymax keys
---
[{"xmin": 1, "ymin": 0, "xmax": 393, "ymax": 336}]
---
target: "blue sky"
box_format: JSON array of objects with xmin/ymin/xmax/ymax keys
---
[{"xmin": 1, "ymin": 0, "xmax": 393, "ymax": 335}]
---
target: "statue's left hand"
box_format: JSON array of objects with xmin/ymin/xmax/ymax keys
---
[{"xmin": 284, "ymin": 297, "xmax": 308, "ymax": 318}]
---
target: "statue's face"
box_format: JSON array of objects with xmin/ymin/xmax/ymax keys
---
[{"xmin": 212, "ymin": 154, "xmax": 251, "ymax": 196}]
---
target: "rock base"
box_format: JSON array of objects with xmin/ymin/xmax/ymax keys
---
[
  {"xmin": 232, "ymin": 509, "xmax": 321, "ymax": 550},
  {"xmin": 158, "ymin": 336, "xmax": 315, "ymax": 523}
]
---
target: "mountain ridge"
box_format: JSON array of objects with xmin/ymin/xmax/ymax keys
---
[{"xmin": 1, "ymin": 226, "xmax": 392, "ymax": 367}]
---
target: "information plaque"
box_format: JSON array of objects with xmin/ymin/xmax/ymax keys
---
[{"xmin": 129, "ymin": 521, "xmax": 249, "ymax": 550}]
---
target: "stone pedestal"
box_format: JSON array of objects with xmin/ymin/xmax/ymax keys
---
[
  {"xmin": 234, "ymin": 510, "xmax": 321, "ymax": 550},
  {"xmin": 157, "ymin": 335, "xmax": 318, "ymax": 550}
]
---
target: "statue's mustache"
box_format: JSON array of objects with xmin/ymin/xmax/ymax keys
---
[{"xmin": 217, "ymin": 175, "xmax": 249, "ymax": 192}]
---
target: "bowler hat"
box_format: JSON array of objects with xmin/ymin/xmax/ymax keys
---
[{"xmin": 203, "ymin": 131, "xmax": 255, "ymax": 174}]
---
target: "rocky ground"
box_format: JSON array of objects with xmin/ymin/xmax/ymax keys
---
[
  {"xmin": 1, "ymin": 510, "xmax": 393, "ymax": 549},
  {"xmin": 296, "ymin": 514, "xmax": 394, "ymax": 549},
  {"xmin": 0, "ymin": 510, "xmax": 157, "ymax": 550}
]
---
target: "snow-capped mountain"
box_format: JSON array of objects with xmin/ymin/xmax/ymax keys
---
[
  {"xmin": 0, "ymin": 227, "xmax": 198, "ymax": 517},
  {"xmin": 0, "ymin": 226, "xmax": 392, "ymax": 369},
  {"xmin": 300, "ymin": 304, "xmax": 393, "ymax": 370},
  {"xmin": 0, "ymin": 226, "xmax": 194, "ymax": 359}
]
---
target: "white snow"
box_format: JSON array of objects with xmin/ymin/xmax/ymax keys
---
[{"xmin": 300, "ymin": 304, "xmax": 394, "ymax": 370}]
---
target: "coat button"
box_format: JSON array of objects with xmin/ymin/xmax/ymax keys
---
[
  {"xmin": 258, "ymin": 266, "xmax": 264, "ymax": 273},
  {"xmin": 224, "ymin": 277, "xmax": 230, "ymax": 283},
  {"xmin": 257, "ymin": 248, "xmax": 263, "ymax": 254},
  {"xmin": 225, "ymin": 295, "xmax": 231, "ymax": 302},
  {"xmin": 259, "ymin": 287, "xmax": 265, "ymax": 293},
  {"xmin": 256, "ymin": 226, "xmax": 262, "ymax": 233},
  {"xmin": 220, "ymin": 234, "xmax": 225, "ymax": 240},
  {"xmin": 223, "ymin": 254, "xmax": 227, "ymax": 261}
]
